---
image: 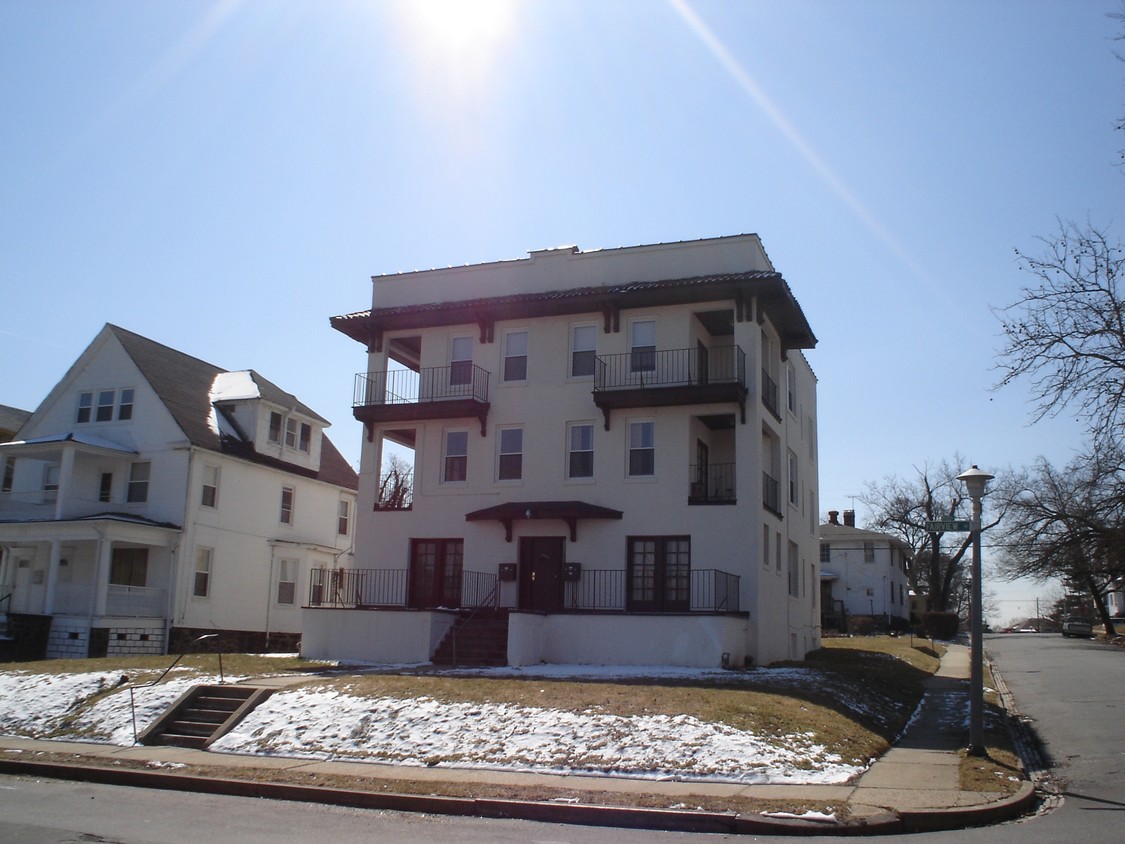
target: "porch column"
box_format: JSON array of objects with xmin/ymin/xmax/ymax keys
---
[
  {"xmin": 92, "ymin": 533, "xmax": 112, "ymax": 617},
  {"xmin": 55, "ymin": 444, "xmax": 76, "ymax": 521},
  {"xmin": 43, "ymin": 539, "xmax": 62, "ymax": 614}
]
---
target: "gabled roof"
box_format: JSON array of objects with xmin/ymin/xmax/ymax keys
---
[
  {"xmin": 106, "ymin": 325, "xmax": 356, "ymax": 490},
  {"xmin": 819, "ymin": 522, "xmax": 914, "ymax": 556},
  {"xmin": 0, "ymin": 404, "xmax": 32, "ymax": 438}
]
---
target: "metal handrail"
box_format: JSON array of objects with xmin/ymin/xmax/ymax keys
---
[
  {"xmin": 128, "ymin": 634, "xmax": 224, "ymax": 744},
  {"xmin": 448, "ymin": 580, "xmax": 501, "ymax": 667}
]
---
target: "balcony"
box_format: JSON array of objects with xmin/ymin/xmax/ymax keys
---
[
  {"xmin": 592, "ymin": 345, "xmax": 747, "ymax": 429},
  {"xmin": 689, "ymin": 462, "xmax": 736, "ymax": 505},
  {"xmin": 352, "ymin": 365, "xmax": 491, "ymax": 438},
  {"xmin": 761, "ymin": 368, "xmax": 781, "ymax": 421},
  {"xmin": 763, "ymin": 471, "xmax": 782, "ymax": 518}
]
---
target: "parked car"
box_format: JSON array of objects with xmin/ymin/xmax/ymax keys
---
[{"xmin": 1061, "ymin": 616, "xmax": 1093, "ymax": 638}]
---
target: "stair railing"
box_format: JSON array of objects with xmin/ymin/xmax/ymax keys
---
[
  {"xmin": 0, "ymin": 593, "xmax": 11, "ymax": 639},
  {"xmin": 449, "ymin": 583, "xmax": 500, "ymax": 667},
  {"xmin": 129, "ymin": 633, "xmax": 223, "ymax": 744}
]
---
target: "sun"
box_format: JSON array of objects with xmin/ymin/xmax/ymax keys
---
[{"xmin": 397, "ymin": 0, "xmax": 519, "ymax": 69}]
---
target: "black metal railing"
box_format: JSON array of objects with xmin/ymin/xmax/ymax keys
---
[
  {"xmin": 593, "ymin": 346, "xmax": 745, "ymax": 392},
  {"xmin": 689, "ymin": 462, "xmax": 736, "ymax": 504},
  {"xmin": 308, "ymin": 568, "xmax": 408, "ymax": 607},
  {"xmin": 761, "ymin": 368, "xmax": 780, "ymax": 418},
  {"xmin": 563, "ymin": 568, "xmax": 739, "ymax": 612},
  {"xmin": 307, "ymin": 568, "xmax": 498, "ymax": 610},
  {"xmin": 353, "ymin": 365, "xmax": 490, "ymax": 408},
  {"xmin": 763, "ymin": 471, "xmax": 781, "ymax": 516}
]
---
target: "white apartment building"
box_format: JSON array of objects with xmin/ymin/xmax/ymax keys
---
[
  {"xmin": 0, "ymin": 325, "xmax": 358, "ymax": 659},
  {"xmin": 819, "ymin": 509, "xmax": 912, "ymax": 631},
  {"xmin": 307, "ymin": 234, "xmax": 820, "ymax": 668}
]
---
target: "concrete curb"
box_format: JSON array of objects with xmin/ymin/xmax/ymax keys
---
[{"xmin": 0, "ymin": 755, "xmax": 1029, "ymax": 836}]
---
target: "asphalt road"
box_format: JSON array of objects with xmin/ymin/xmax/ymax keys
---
[{"xmin": 0, "ymin": 633, "xmax": 1121, "ymax": 843}]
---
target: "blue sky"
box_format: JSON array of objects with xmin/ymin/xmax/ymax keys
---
[{"xmin": 2, "ymin": 1, "xmax": 1121, "ymax": 625}]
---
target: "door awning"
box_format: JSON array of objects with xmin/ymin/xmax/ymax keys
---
[{"xmin": 465, "ymin": 500, "xmax": 624, "ymax": 542}]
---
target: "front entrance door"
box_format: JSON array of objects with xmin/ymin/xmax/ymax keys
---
[{"xmin": 519, "ymin": 536, "xmax": 564, "ymax": 612}]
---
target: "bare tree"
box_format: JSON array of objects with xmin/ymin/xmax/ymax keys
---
[
  {"xmin": 996, "ymin": 448, "xmax": 1125, "ymax": 634},
  {"xmin": 861, "ymin": 456, "xmax": 1007, "ymax": 613},
  {"xmin": 993, "ymin": 223, "xmax": 1125, "ymax": 446},
  {"xmin": 376, "ymin": 453, "xmax": 414, "ymax": 510}
]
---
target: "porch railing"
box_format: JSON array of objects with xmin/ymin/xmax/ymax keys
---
[
  {"xmin": 593, "ymin": 345, "xmax": 746, "ymax": 392},
  {"xmin": 564, "ymin": 568, "xmax": 740, "ymax": 613},
  {"xmin": 353, "ymin": 365, "xmax": 490, "ymax": 408},
  {"xmin": 689, "ymin": 462, "xmax": 736, "ymax": 504},
  {"xmin": 106, "ymin": 585, "xmax": 166, "ymax": 618},
  {"xmin": 307, "ymin": 568, "xmax": 498, "ymax": 609}
]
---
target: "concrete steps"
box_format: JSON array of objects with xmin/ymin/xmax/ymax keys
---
[
  {"xmin": 138, "ymin": 685, "xmax": 273, "ymax": 749},
  {"xmin": 432, "ymin": 610, "xmax": 509, "ymax": 667}
]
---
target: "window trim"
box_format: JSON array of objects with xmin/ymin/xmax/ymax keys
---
[
  {"xmin": 626, "ymin": 535, "xmax": 691, "ymax": 612},
  {"xmin": 280, "ymin": 485, "xmax": 295, "ymax": 525},
  {"xmin": 566, "ymin": 421, "xmax": 594, "ymax": 480},
  {"xmin": 442, "ymin": 429, "xmax": 469, "ymax": 484},
  {"xmin": 193, "ymin": 547, "xmax": 213, "ymax": 598},
  {"xmin": 127, "ymin": 461, "xmax": 150, "ymax": 503},
  {"xmin": 629, "ymin": 319, "xmax": 657, "ymax": 374},
  {"xmin": 276, "ymin": 558, "xmax": 298, "ymax": 605},
  {"xmin": 337, "ymin": 498, "xmax": 351, "ymax": 536},
  {"xmin": 626, "ymin": 419, "xmax": 655, "ymax": 478},
  {"xmin": 77, "ymin": 392, "xmax": 93, "ymax": 423},
  {"xmin": 502, "ymin": 329, "xmax": 528, "ymax": 383},
  {"xmin": 95, "ymin": 389, "xmax": 116, "ymax": 422},
  {"xmin": 449, "ymin": 335, "xmax": 473, "ymax": 387},
  {"xmin": 569, "ymin": 323, "xmax": 597, "ymax": 379},
  {"xmin": 118, "ymin": 388, "xmax": 135, "ymax": 421},
  {"xmin": 201, "ymin": 464, "xmax": 219, "ymax": 508},
  {"xmin": 497, "ymin": 426, "xmax": 524, "ymax": 482}
]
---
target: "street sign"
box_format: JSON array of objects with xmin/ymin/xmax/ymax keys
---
[{"xmin": 926, "ymin": 519, "xmax": 972, "ymax": 532}]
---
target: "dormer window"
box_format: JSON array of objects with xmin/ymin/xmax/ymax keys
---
[
  {"xmin": 283, "ymin": 418, "xmax": 312, "ymax": 452},
  {"xmin": 269, "ymin": 412, "xmax": 283, "ymax": 444}
]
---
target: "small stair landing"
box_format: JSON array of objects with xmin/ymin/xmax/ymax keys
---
[{"xmin": 138, "ymin": 685, "xmax": 273, "ymax": 749}]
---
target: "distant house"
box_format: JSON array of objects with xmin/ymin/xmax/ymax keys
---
[
  {"xmin": 307, "ymin": 234, "xmax": 821, "ymax": 668},
  {"xmin": 0, "ymin": 404, "xmax": 31, "ymax": 443},
  {"xmin": 819, "ymin": 509, "xmax": 911, "ymax": 631},
  {"xmin": 0, "ymin": 325, "xmax": 358, "ymax": 659}
]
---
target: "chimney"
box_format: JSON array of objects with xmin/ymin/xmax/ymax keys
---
[
  {"xmin": 843, "ymin": 509, "xmax": 856, "ymax": 528},
  {"xmin": 828, "ymin": 510, "xmax": 840, "ymax": 525}
]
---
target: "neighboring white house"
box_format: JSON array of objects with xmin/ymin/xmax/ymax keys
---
[
  {"xmin": 306, "ymin": 234, "xmax": 820, "ymax": 668},
  {"xmin": 0, "ymin": 325, "xmax": 358, "ymax": 659},
  {"xmin": 819, "ymin": 509, "xmax": 912, "ymax": 631}
]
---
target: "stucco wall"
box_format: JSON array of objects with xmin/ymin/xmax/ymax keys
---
[{"xmin": 301, "ymin": 607, "xmax": 455, "ymax": 664}]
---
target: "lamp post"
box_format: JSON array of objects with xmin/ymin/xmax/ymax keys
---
[{"xmin": 957, "ymin": 464, "xmax": 994, "ymax": 756}]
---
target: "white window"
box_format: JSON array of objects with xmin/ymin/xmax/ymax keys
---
[
  {"xmin": 280, "ymin": 486, "xmax": 295, "ymax": 524},
  {"xmin": 285, "ymin": 417, "xmax": 299, "ymax": 448},
  {"xmin": 194, "ymin": 547, "xmax": 212, "ymax": 598},
  {"xmin": 269, "ymin": 412, "xmax": 283, "ymax": 444},
  {"xmin": 627, "ymin": 420, "xmax": 654, "ymax": 477},
  {"xmin": 450, "ymin": 336, "xmax": 473, "ymax": 387},
  {"xmin": 277, "ymin": 559, "xmax": 297, "ymax": 605},
  {"xmin": 567, "ymin": 422, "xmax": 594, "ymax": 479},
  {"xmin": 127, "ymin": 461, "xmax": 150, "ymax": 503},
  {"xmin": 201, "ymin": 465, "xmax": 219, "ymax": 508},
  {"xmin": 503, "ymin": 330, "xmax": 528, "ymax": 382},
  {"xmin": 76, "ymin": 391, "xmax": 93, "ymax": 423},
  {"xmin": 118, "ymin": 388, "xmax": 134, "ymax": 421},
  {"xmin": 497, "ymin": 427, "xmax": 523, "ymax": 481},
  {"xmin": 43, "ymin": 464, "xmax": 60, "ymax": 502},
  {"xmin": 443, "ymin": 430, "xmax": 468, "ymax": 482},
  {"xmin": 864, "ymin": 542, "xmax": 875, "ymax": 563},
  {"xmin": 570, "ymin": 324, "xmax": 597, "ymax": 378},
  {"xmin": 630, "ymin": 320, "xmax": 656, "ymax": 373},
  {"xmin": 96, "ymin": 389, "xmax": 115, "ymax": 422},
  {"xmin": 820, "ymin": 543, "xmax": 830, "ymax": 563},
  {"xmin": 337, "ymin": 499, "xmax": 350, "ymax": 536},
  {"xmin": 99, "ymin": 472, "xmax": 113, "ymax": 503}
]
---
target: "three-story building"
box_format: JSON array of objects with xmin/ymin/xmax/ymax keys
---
[{"xmin": 309, "ymin": 234, "xmax": 819, "ymax": 667}]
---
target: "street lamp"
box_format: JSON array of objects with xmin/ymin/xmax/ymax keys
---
[{"xmin": 957, "ymin": 464, "xmax": 994, "ymax": 756}]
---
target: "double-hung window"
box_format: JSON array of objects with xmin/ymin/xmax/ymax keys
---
[
  {"xmin": 497, "ymin": 427, "xmax": 523, "ymax": 481},
  {"xmin": 864, "ymin": 542, "xmax": 875, "ymax": 563},
  {"xmin": 43, "ymin": 464, "xmax": 60, "ymax": 503},
  {"xmin": 269, "ymin": 412, "xmax": 283, "ymax": 444},
  {"xmin": 450, "ymin": 336, "xmax": 473, "ymax": 388},
  {"xmin": 280, "ymin": 486, "xmax": 295, "ymax": 524},
  {"xmin": 118, "ymin": 388, "xmax": 134, "ymax": 420},
  {"xmin": 127, "ymin": 461, "xmax": 150, "ymax": 503},
  {"xmin": 570, "ymin": 325, "xmax": 596, "ymax": 378},
  {"xmin": 77, "ymin": 392, "xmax": 93, "ymax": 423},
  {"xmin": 201, "ymin": 465, "xmax": 219, "ymax": 508},
  {"xmin": 337, "ymin": 499, "xmax": 350, "ymax": 536},
  {"xmin": 820, "ymin": 542, "xmax": 831, "ymax": 564},
  {"xmin": 627, "ymin": 420, "xmax": 654, "ymax": 477},
  {"xmin": 630, "ymin": 320, "xmax": 656, "ymax": 373},
  {"xmin": 788, "ymin": 451, "xmax": 799, "ymax": 506},
  {"xmin": 194, "ymin": 548, "xmax": 212, "ymax": 598},
  {"xmin": 503, "ymin": 331, "xmax": 528, "ymax": 382},
  {"xmin": 277, "ymin": 559, "xmax": 297, "ymax": 604},
  {"xmin": 567, "ymin": 422, "xmax": 594, "ymax": 479},
  {"xmin": 443, "ymin": 431, "xmax": 468, "ymax": 483},
  {"xmin": 99, "ymin": 472, "xmax": 113, "ymax": 503}
]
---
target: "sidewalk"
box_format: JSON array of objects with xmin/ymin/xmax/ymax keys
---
[{"xmin": 0, "ymin": 644, "xmax": 1036, "ymax": 836}]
